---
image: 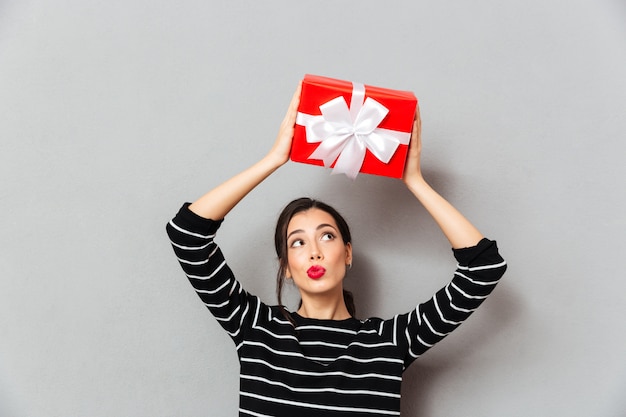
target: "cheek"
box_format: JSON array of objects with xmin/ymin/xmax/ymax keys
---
[
  {"xmin": 332, "ymin": 244, "xmax": 349, "ymax": 261},
  {"xmin": 286, "ymin": 251, "xmax": 304, "ymax": 271}
]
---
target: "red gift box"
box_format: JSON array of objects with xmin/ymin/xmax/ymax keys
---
[{"xmin": 292, "ymin": 74, "xmax": 417, "ymax": 179}]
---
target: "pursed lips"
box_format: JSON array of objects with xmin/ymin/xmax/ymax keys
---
[{"xmin": 307, "ymin": 265, "xmax": 326, "ymax": 279}]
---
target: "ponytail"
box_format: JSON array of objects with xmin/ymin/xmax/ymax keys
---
[{"xmin": 343, "ymin": 289, "xmax": 356, "ymax": 317}]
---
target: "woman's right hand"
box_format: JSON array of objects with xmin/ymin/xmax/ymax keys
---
[{"xmin": 266, "ymin": 82, "xmax": 302, "ymax": 167}]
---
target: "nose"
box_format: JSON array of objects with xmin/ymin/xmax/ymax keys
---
[{"xmin": 310, "ymin": 244, "xmax": 323, "ymax": 261}]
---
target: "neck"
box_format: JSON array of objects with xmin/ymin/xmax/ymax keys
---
[{"xmin": 297, "ymin": 295, "xmax": 351, "ymax": 320}]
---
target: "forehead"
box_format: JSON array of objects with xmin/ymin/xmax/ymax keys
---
[{"xmin": 286, "ymin": 208, "xmax": 338, "ymax": 233}]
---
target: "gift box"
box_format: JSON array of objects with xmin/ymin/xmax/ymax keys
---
[{"xmin": 292, "ymin": 74, "xmax": 418, "ymax": 179}]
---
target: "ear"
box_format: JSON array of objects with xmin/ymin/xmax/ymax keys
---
[{"xmin": 345, "ymin": 242, "xmax": 353, "ymax": 265}]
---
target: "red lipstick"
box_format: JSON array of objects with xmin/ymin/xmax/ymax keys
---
[{"xmin": 307, "ymin": 265, "xmax": 326, "ymax": 279}]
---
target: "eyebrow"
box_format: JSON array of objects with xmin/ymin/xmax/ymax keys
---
[{"xmin": 287, "ymin": 223, "xmax": 338, "ymax": 240}]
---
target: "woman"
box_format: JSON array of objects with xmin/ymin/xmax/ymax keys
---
[{"xmin": 166, "ymin": 83, "xmax": 507, "ymax": 416}]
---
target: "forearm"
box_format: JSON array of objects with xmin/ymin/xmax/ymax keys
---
[
  {"xmin": 188, "ymin": 154, "xmax": 283, "ymax": 220},
  {"xmin": 405, "ymin": 176, "xmax": 483, "ymax": 249}
]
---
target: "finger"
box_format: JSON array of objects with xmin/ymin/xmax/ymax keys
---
[
  {"xmin": 414, "ymin": 104, "xmax": 421, "ymax": 131},
  {"xmin": 412, "ymin": 105, "xmax": 422, "ymax": 138},
  {"xmin": 282, "ymin": 81, "xmax": 302, "ymax": 126},
  {"xmin": 289, "ymin": 82, "xmax": 303, "ymax": 113}
]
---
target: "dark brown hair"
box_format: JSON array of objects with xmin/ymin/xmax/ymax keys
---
[{"xmin": 274, "ymin": 198, "xmax": 355, "ymax": 323}]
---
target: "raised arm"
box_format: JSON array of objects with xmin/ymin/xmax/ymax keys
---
[
  {"xmin": 402, "ymin": 106, "xmax": 484, "ymax": 249},
  {"xmin": 188, "ymin": 83, "xmax": 301, "ymax": 220}
]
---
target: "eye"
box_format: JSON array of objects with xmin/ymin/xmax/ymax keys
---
[
  {"xmin": 321, "ymin": 232, "xmax": 335, "ymax": 241},
  {"xmin": 289, "ymin": 239, "xmax": 304, "ymax": 248}
]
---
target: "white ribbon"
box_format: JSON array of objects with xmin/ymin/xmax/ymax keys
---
[{"xmin": 296, "ymin": 82, "xmax": 410, "ymax": 179}]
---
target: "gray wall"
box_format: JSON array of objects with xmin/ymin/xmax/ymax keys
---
[{"xmin": 1, "ymin": 1, "xmax": 625, "ymax": 416}]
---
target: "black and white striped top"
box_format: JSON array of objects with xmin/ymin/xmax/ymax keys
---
[{"xmin": 166, "ymin": 203, "xmax": 507, "ymax": 416}]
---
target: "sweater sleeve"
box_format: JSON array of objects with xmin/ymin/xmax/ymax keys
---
[
  {"xmin": 399, "ymin": 238, "xmax": 507, "ymax": 367},
  {"xmin": 165, "ymin": 203, "xmax": 256, "ymax": 346}
]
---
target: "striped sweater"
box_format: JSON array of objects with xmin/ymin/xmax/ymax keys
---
[{"xmin": 166, "ymin": 203, "xmax": 507, "ymax": 416}]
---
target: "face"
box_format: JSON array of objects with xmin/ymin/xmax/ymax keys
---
[{"xmin": 285, "ymin": 208, "xmax": 352, "ymax": 301}]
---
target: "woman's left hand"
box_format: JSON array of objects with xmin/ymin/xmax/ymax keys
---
[{"xmin": 402, "ymin": 105, "xmax": 423, "ymax": 186}]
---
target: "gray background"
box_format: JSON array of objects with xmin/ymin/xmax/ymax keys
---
[{"xmin": 1, "ymin": 1, "xmax": 625, "ymax": 416}]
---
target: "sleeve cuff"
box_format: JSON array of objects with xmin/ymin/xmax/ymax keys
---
[
  {"xmin": 173, "ymin": 202, "xmax": 224, "ymax": 235},
  {"xmin": 452, "ymin": 238, "xmax": 502, "ymax": 267}
]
